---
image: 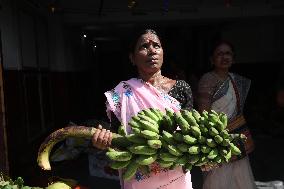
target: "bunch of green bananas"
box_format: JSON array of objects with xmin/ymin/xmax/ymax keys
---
[
  {"xmin": 106, "ymin": 108, "xmax": 246, "ymax": 181},
  {"xmin": 37, "ymin": 108, "xmax": 245, "ymax": 181}
]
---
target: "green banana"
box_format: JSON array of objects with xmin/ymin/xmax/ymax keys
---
[
  {"xmin": 214, "ymin": 156, "xmax": 222, "ymax": 164},
  {"xmin": 199, "ymin": 125, "xmax": 209, "ymax": 136},
  {"xmin": 138, "ymin": 120, "xmax": 159, "ymax": 134},
  {"xmin": 220, "ymin": 138, "xmax": 230, "ymax": 146},
  {"xmin": 147, "ymin": 139, "xmax": 162, "ymax": 149},
  {"xmin": 190, "ymin": 126, "xmax": 201, "ymax": 138},
  {"xmin": 140, "ymin": 130, "xmax": 159, "ymax": 140},
  {"xmin": 46, "ymin": 181, "xmax": 72, "ymax": 189},
  {"xmin": 209, "ymin": 127, "xmax": 219, "ymax": 137},
  {"xmin": 188, "ymin": 154, "xmax": 200, "ymax": 164},
  {"xmin": 201, "ymin": 110, "xmax": 209, "ymax": 120},
  {"xmin": 194, "ymin": 155, "xmax": 209, "ymax": 166},
  {"xmin": 220, "ymin": 129, "xmax": 230, "ymax": 139},
  {"xmin": 106, "ymin": 149, "xmax": 133, "ymax": 161},
  {"xmin": 126, "ymin": 134, "xmax": 147, "ymax": 144},
  {"xmin": 215, "ymin": 120, "xmax": 225, "ymax": 131},
  {"xmin": 207, "ymin": 148, "xmax": 218, "ymax": 160},
  {"xmin": 165, "ymin": 108, "xmax": 176, "ymax": 129},
  {"xmin": 214, "ymin": 135, "xmax": 224, "ymax": 144},
  {"xmin": 162, "ymin": 114, "xmax": 176, "ymax": 132},
  {"xmin": 188, "ymin": 145, "xmax": 200, "ymax": 155},
  {"xmin": 223, "ymin": 149, "xmax": 232, "ymax": 162},
  {"xmin": 128, "ymin": 119, "xmax": 141, "ymax": 129},
  {"xmin": 136, "ymin": 154, "xmax": 158, "ymax": 165},
  {"xmin": 110, "ymin": 160, "xmax": 131, "ymax": 169},
  {"xmin": 159, "ymin": 152, "xmax": 178, "ymax": 162},
  {"xmin": 229, "ymin": 142, "xmax": 242, "ymax": 156},
  {"xmin": 176, "ymin": 155, "xmax": 188, "ymax": 166},
  {"xmin": 131, "ymin": 127, "xmax": 141, "ymax": 135},
  {"xmin": 206, "ymin": 138, "xmax": 217, "ymax": 148},
  {"xmin": 137, "ymin": 113, "xmax": 159, "ymax": 126},
  {"xmin": 198, "ymin": 135, "xmax": 206, "ymax": 144},
  {"xmin": 191, "ymin": 109, "xmax": 201, "ymax": 123},
  {"xmin": 181, "ymin": 109, "xmax": 198, "ymax": 126},
  {"xmin": 128, "ymin": 145, "xmax": 157, "ymax": 155},
  {"xmin": 149, "ymin": 108, "xmax": 164, "ymax": 122},
  {"xmin": 173, "ymin": 131, "xmax": 184, "ymax": 142},
  {"xmin": 219, "ymin": 113, "xmax": 228, "ymax": 128},
  {"xmin": 123, "ymin": 160, "xmax": 139, "ymax": 181},
  {"xmin": 208, "ymin": 113, "xmax": 219, "ymax": 124},
  {"xmin": 157, "ymin": 159, "xmax": 174, "ymax": 168},
  {"xmin": 210, "ymin": 109, "xmax": 219, "ymax": 116},
  {"xmin": 177, "ymin": 143, "xmax": 190, "ymax": 153},
  {"xmin": 142, "ymin": 109, "xmax": 160, "ymax": 122},
  {"xmin": 174, "ymin": 111, "xmax": 190, "ymax": 134},
  {"xmin": 118, "ymin": 124, "xmax": 127, "ymax": 136},
  {"xmin": 162, "ymin": 130, "xmax": 176, "ymax": 144},
  {"xmin": 200, "ymin": 145, "xmax": 211, "ymax": 154},
  {"xmin": 165, "ymin": 144, "xmax": 183, "ymax": 156},
  {"xmin": 183, "ymin": 135, "xmax": 197, "ymax": 145}
]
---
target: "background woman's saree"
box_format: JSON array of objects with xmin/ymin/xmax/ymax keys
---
[{"xmin": 199, "ymin": 72, "xmax": 256, "ymax": 189}]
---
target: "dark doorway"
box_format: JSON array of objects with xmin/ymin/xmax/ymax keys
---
[{"xmin": 0, "ymin": 30, "xmax": 9, "ymax": 175}]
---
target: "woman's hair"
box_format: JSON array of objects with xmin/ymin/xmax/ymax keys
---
[
  {"xmin": 128, "ymin": 28, "xmax": 161, "ymax": 54},
  {"xmin": 210, "ymin": 39, "xmax": 235, "ymax": 57}
]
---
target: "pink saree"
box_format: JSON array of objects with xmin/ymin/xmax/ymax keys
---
[{"xmin": 105, "ymin": 78, "xmax": 193, "ymax": 189}]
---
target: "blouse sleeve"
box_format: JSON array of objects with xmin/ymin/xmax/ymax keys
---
[
  {"xmin": 181, "ymin": 80, "xmax": 194, "ymax": 110},
  {"xmin": 168, "ymin": 80, "xmax": 193, "ymax": 110}
]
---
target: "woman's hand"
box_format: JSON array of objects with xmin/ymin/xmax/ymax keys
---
[
  {"xmin": 201, "ymin": 162, "xmax": 220, "ymax": 172},
  {"xmin": 92, "ymin": 125, "xmax": 112, "ymax": 150}
]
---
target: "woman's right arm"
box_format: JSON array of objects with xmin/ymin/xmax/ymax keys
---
[
  {"xmin": 92, "ymin": 125, "xmax": 112, "ymax": 150},
  {"xmin": 91, "ymin": 111, "xmax": 122, "ymax": 150}
]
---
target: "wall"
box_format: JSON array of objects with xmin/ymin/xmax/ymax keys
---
[{"xmin": 222, "ymin": 21, "xmax": 284, "ymax": 64}]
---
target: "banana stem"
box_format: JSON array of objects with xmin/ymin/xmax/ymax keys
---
[{"xmin": 37, "ymin": 126, "xmax": 121, "ymax": 171}]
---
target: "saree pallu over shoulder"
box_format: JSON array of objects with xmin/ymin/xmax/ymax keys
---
[
  {"xmin": 104, "ymin": 78, "xmax": 181, "ymax": 133},
  {"xmin": 211, "ymin": 73, "xmax": 251, "ymax": 114},
  {"xmin": 229, "ymin": 73, "xmax": 251, "ymax": 114}
]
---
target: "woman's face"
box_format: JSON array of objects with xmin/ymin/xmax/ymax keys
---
[
  {"xmin": 212, "ymin": 43, "xmax": 234, "ymax": 71},
  {"xmin": 130, "ymin": 33, "xmax": 163, "ymax": 74}
]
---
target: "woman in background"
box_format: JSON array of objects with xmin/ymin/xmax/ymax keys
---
[{"xmin": 197, "ymin": 40, "xmax": 256, "ymax": 189}]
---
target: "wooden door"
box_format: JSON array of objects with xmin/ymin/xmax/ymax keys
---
[{"xmin": 0, "ymin": 32, "xmax": 9, "ymax": 175}]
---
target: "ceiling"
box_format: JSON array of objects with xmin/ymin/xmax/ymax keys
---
[
  {"xmin": 23, "ymin": 0, "xmax": 284, "ymax": 41},
  {"xmin": 33, "ymin": 0, "xmax": 284, "ymax": 25}
]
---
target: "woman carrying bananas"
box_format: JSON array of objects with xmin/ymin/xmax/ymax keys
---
[
  {"xmin": 92, "ymin": 29, "xmax": 194, "ymax": 189},
  {"xmin": 197, "ymin": 40, "xmax": 256, "ymax": 189}
]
